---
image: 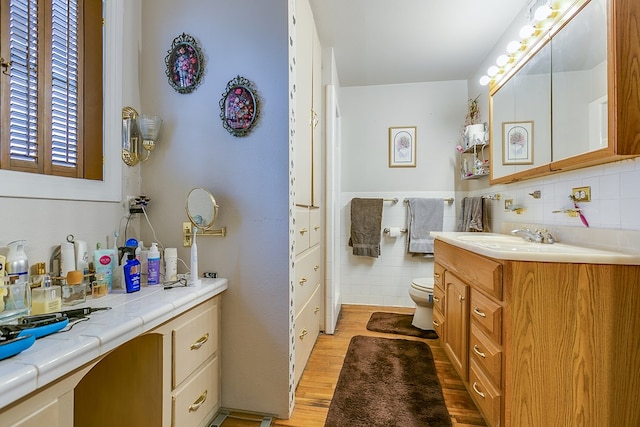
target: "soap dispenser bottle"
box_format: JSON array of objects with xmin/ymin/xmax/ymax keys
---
[
  {"xmin": 147, "ymin": 243, "xmax": 161, "ymax": 285},
  {"xmin": 6, "ymin": 240, "xmax": 29, "ymax": 285}
]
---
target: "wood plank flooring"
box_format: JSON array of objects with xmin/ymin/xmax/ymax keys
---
[{"xmin": 221, "ymin": 305, "xmax": 486, "ymax": 427}]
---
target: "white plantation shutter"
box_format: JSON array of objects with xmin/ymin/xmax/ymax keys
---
[
  {"xmin": 8, "ymin": 0, "xmax": 40, "ymax": 164},
  {"xmin": 51, "ymin": 0, "xmax": 79, "ymax": 168}
]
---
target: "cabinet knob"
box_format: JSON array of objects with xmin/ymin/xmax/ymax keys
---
[
  {"xmin": 473, "ymin": 344, "xmax": 486, "ymax": 358},
  {"xmin": 314, "ymin": 306, "xmax": 320, "ymax": 314},
  {"xmin": 188, "ymin": 390, "xmax": 208, "ymax": 412},
  {"xmin": 314, "ymin": 225, "xmax": 320, "ymax": 231},
  {"xmin": 472, "ymin": 382, "xmax": 486, "ymax": 399},
  {"xmin": 299, "ymin": 227, "xmax": 308, "ymax": 235},
  {"xmin": 459, "ymin": 295, "xmax": 465, "ymax": 302},
  {"xmin": 190, "ymin": 333, "xmax": 209, "ymax": 350},
  {"xmin": 473, "ymin": 307, "xmax": 487, "ymax": 318},
  {"xmin": 299, "ymin": 277, "xmax": 307, "ymax": 285},
  {"xmin": 434, "ymin": 272, "xmax": 441, "ymax": 279},
  {"xmin": 433, "ymin": 296, "xmax": 440, "ymax": 303},
  {"xmin": 299, "ymin": 329, "xmax": 308, "ymax": 340},
  {"xmin": 432, "ymin": 320, "xmax": 440, "ymax": 327},
  {"xmin": 313, "ymin": 264, "xmax": 320, "ymax": 271}
]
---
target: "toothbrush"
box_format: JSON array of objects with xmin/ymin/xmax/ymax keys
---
[{"xmin": 569, "ymin": 196, "xmax": 589, "ymax": 227}]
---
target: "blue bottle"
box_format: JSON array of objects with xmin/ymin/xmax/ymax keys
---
[{"xmin": 123, "ymin": 254, "xmax": 141, "ymax": 293}]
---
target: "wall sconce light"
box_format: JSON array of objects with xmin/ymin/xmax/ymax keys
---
[{"xmin": 122, "ymin": 106, "xmax": 162, "ymax": 166}]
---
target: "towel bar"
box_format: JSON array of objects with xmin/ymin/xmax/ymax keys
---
[{"xmin": 403, "ymin": 198, "xmax": 454, "ymax": 205}]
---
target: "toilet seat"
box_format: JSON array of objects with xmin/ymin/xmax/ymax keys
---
[{"xmin": 411, "ymin": 278, "xmax": 434, "ymax": 292}]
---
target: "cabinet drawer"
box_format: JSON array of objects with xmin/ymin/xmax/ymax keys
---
[
  {"xmin": 295, "ymin": 207, "xmax": 310, "ymax": 255},
  {"xmin": 435, "ymin": 240, "xmax": 503, "ymax": 300},
  {"xmin": 173, "ymin": 301, "xmax": 219, "ymax": 388},
  {"xmin": 294, "ymin": 285, "xmax": 321, "ymax": 385},
  {"xmin": 432, "ymin": 308, "xmax": 445, "ymax": 339},
  {"xmin": 309, "ymin": 207, "xmax": 321, "ymax": 247},
  {"xmin": 434, "ymin": 262, "xmax": 445, "ymax": 290},
  {"xmin": 469, "ymin": 359, "xmax": 502, "ymax": 427},
  {"xmin": 433, "ymin": 284, "xmax": 445, "ymax": 315},
  {"xmin": 172, "ymin": 356, "xmax": 219, "ymax": 427},
  {"xmin": 470, "ymin": 289, "xmax": 502, "ymax": 344},
  {"xmin": 294, "ymin": 246, "xmax": 321, "ymax": 316},
  {"xmin": 470, "ymin": 323, "xmax": 502, "ymax": 388}
]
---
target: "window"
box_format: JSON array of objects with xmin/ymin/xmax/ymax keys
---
[{"xmin": 0, "ymin": 0, "xmax": 103, "ymax": 180}]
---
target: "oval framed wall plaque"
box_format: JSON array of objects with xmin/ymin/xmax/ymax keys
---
[
  {"xmin": 219, "ymin": 75, "xmax": 260, "ymax": 137},
  {"xmin": 165, "ymin": 33, "xmax": 205, "ymax": 94}
]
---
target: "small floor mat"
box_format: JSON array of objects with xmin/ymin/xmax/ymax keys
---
[{"xmin": 366, "ymin": 312, "xmax": 438, "ymax": 339}]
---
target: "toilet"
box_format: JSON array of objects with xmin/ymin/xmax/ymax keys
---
[{"xmin": 408, "ymin": 277, "xmax": 435, "ymax": 330}]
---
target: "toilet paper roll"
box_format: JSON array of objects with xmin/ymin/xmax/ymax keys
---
[{"xmin": 387, "ymin": 227, "xmax": 402, "ymax": 237}]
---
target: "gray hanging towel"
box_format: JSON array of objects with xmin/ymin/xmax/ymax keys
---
[
  {"xmin": 456, "ymin": 196, "xmax": 487, "ymax": 232},
  {"xmin": 407, "ymin": 198, "xmax": 444, "ymax": 255},
  {"xmin": 348, "ymin": 198, "xmax": 383, "ymax": 257}
]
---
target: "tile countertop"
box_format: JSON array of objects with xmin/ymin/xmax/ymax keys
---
[
  {"xmin": 431, "ymin": 232, "xmax": 640, "ymax": 265},
  {"xmin": 0, "ymin": 277, "xmax": 228, "ymax": 409}
]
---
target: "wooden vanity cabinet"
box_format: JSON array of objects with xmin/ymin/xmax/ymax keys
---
[
  {"xmin": 443, "ymin": 272, "xmax": 469, "ymax": 380},
  {"xmin": 434, "ymin": 239, "xmax": 640, "ymax": 427}
]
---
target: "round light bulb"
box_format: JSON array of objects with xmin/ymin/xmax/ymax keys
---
[
  {"xmin": 519, "ymin": 24, "xmax": 535, "ymax": 39},
  {"xmin": 496, "ymin": 55, "xmax": 510, "ymax": 67},
  {"xmin": 506, "ymin": 40, "xmax": 521, "ymax": 54},
  {"xmin": 487, "ymin": 66, "xmax": 500, "ymax": 77},
  {"xmin": 479, "ymin": 75, "xmax": 491, "ymax": 86},
  {"xmin": 534, "ymin": 5, "xmax": 552, "ymax": 21}
]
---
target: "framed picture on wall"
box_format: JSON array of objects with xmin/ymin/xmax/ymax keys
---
[
  {"xmin": 502, "ymin": 121, "xmax": 534, "ymax": 165},
  {"xmin": 388, "ymin": 126, "xmax": 417, "ymax": 168}
]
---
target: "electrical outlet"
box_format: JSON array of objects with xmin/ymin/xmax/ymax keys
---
[
  {"xmin": 571, "ymin": 186, "xmax": 591, "ymax": 202},
  {"xmin": 504, "ymin": 199, "xmax": 513, "ymax": 210},
  {"xmin": 183, "ymin": 222, "xmax": 193, "ymax": 247}
]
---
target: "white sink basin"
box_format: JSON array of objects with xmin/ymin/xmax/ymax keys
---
[{"xmin": 430, "ymin": 232, "xmax": 640, "ymax": 265}]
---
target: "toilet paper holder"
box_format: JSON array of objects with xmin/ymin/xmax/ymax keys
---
[{"xmin": 383, "ymin": 227, "xmax": 407, "ymax": 234}]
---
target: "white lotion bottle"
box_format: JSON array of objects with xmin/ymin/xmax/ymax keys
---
[
  {"xmin": 164, "ymin": 248, "xmax": 177, "ymax": 281},
  {"xmin": 147, "ymin": 243, "xmax": 161, "ymax": 285}
]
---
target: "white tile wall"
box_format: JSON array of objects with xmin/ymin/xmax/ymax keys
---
[{"xmin": 340, "ymin": 191, "xmax": 456, "ymax": 307}]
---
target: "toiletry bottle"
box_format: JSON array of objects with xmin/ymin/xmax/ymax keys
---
[
  {"xmin": 74, "ymin": 240, "xmax": 90, "ymax": 285},
  {"xmin": 62, "ymin": 270, "xmax": 86, "ymax": 306},
  {"xmin": 30, "ymin": 262, "xmax": 47, "ymax": 288},
  {"xmin": 94, "ymin": 246, "xmax": 117, "ymax": 293},
  {"xmin": 91, "ymin": 273, "xmax": 108, "ymax": 298},
  {"xmin": 164, "ymin": 248, "xmax": 178, "ymax": 282},
  {"xmin": 7, "ymin": 240, "xmax": 29, "ymax": 285},
  {"xmin": 31, "ymin": 274, "xmax": 62, "ymax": 315},
  {"xmin": 123, "ymin": 254, "xmax": 141, "ymax": 293},
  {"xmin": 147, "ymin": 243, "xmax": 161, "ymax": 285},
  {"xmin": 60, "ymin": 241, "xmax": 76, "ymax": 278}
]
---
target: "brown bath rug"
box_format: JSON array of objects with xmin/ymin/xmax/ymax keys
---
[
  {"xmin": 325, "ymin": 335, "xmax": 451, "ymax": 427},
  {"xmin": 366, "ymin": 312, "xmax": 439, "ymax": 339}
]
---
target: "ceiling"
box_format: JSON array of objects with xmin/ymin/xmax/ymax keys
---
[{"xmin": 309, "ymin": 0, "xmax": 532, "ymax": 87}]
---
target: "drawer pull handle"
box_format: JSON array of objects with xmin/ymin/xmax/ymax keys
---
[
  {"xmin": 188, "ymin": 390, "xmax": 208, "ymax": 412},
  {"xmin": 190, "ymin": 333, "xmax": 209, "ymax": 350},
  {"xmin": 473, "ymin": 307, "xmax": 487, "ymax": 318},
  {"xmin": 314, "ymin": 264, "xmax": 320, "ymax": 271},
  {"xmin": 473, "ymin": 345, "xmax": 486, "ymax": 358},
  {"xmin": 472, "ymin": 382, "xmax": 485, "ymax": 399},
  {"xmin": 432, "ymin": 320, "xmax": 440, "ymax": 327},
  {"xmin": 314, "ymin": 225, "xmax": 320, "ymax": 231},
  {"xmin": 433, "ymin": 296, "xmax": 440, "ymax": 303},
  {"xmin": 434, "ymin": 272, "xmax": 441, "ymax": 278},
  {"xmin": 314, "ymin": 306, "xmax": 320, "ymax": 314},
  {"xmin": 299, "ymin": 227, "xmax": 308, "ymax": 235},
  {"xmin": 299, "ymin": 277, "xmax": 307, "ymax": 285},
  {"xmin": 299, "ymin": 329, "xmax": 308, "ymax": 339}
]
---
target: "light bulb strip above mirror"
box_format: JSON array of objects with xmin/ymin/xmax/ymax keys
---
[
  {"xmin": 121, "ymin": 106, "xmax": 162, "ymax": 167},
  {"xmin": 479, "ymin": 0, "xmax": 588, "ymax": 88}
]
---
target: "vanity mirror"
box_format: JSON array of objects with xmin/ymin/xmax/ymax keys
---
[
  {"xmin": 183, "ymin": 188, "xmax": 226, "ymax": 247},
  {"xmin": 490, "ymin": 0, "xmax": 640, "ymax": 184}
]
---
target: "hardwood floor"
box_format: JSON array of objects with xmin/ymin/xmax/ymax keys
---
[{"xmin": 221, "ymin": 305, "xmax": 486, "ymax": 427}]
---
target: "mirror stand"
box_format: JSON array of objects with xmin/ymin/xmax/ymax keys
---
[{"xmin": 182, "ymin": 222, "xmax": 226, "ymax": 247}]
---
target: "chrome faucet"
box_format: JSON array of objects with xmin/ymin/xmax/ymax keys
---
[{"xmin": 511, "ymin": 228, "xmax": 555, "ymax": 244}]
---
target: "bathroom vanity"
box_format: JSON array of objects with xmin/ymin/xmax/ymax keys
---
[
  {"xmin": 432, "ymin": 234, "xmax": 640, "ymax": 427},
  {"xmin": 0, "ymin": 278, "xmax": 227, "ymax": 427}
]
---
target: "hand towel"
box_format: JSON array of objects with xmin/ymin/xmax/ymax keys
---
[
  {"xmin": 456, "ymin": 197, "xmax": 488, "ymax": 232},
  {"xmin": 348, "ymin": 198, "xmax": 383, "ymax": 257},
  {"xmin": 406, "ymin": 198, "xmax": 444, "ymax": 255}
]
